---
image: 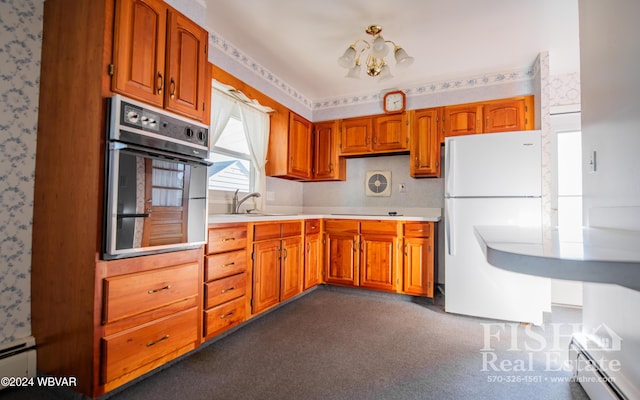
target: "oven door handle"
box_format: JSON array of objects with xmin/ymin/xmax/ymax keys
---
[
  {"xmin": 116, "ymin": 213, "xmax": 150, "ymax": 219},
  {"xmin": 111, "ymin": 142, "xmax": 213, "ymax": 167}
]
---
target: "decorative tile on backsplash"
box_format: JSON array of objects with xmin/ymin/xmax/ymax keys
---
[{"xmin": 0, "ymin": 0, "xmax": 43, "ymax": 344}]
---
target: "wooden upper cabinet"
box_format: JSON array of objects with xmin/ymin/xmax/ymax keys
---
[
  {"xmin": 444, "ymin": 104, "xmax": 483, "ymax": 137},
  {"xmin": 112, "ymin": 0, "xmax": 167, "ymax": 108},
  {"xmin": 372, "ymin": 113, "xmax": 409, "ymax": 152},
  {"xmin": 483, "ymin": 97, "xmax": 532, "ymax": 133},
  {"xmin": 312, "ymin": 120, "xmax": 345, "ymax": 181},
  {"xmin": 164, "ymin": 10, "xmax": 208, "ymax": 121},
  {"xmin": 287, "ymin": 112, "xmax": 313, "ymax": 179},
  {"xmin": 111, "ymin": 0, "xmax": 208, "ymax": 121},
  {"xmin": 410, "ymin": 108, "xmax": 442, "ymax": 178},
  {"xmin": 340, "ymin": 116, "xmax": 373, "ymax": 155}
]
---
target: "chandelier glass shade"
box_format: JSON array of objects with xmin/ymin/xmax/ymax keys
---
[{"xmin": 337, "ymin": 25, "xmax": 414, "ymax": 80}]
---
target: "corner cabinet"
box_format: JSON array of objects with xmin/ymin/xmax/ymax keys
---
[
  {"xmin": 312, "ymin": 121, "xmax": 346, "ymax": 181},
  {"xmin": 112, "ymin": 0, "xmax": 208, "ymax": 121},
  {"xmin": 324, "ymin": 219, "xmax": 400, "ymax": 293}
]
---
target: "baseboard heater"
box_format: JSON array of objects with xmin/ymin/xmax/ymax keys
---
[
  {"xmin": 0, "ymin": 336, "xmax": 36, "ymax": 390},
  {"xmin": 569, "ymin": 334, "xmax": 626, "ymax": 400}
]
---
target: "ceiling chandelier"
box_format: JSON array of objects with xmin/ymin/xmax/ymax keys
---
[{"xmin": 337, "ymin": 24, "xmax": 414, "ymax": 80}]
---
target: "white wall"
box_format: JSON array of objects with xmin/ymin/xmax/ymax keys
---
[{"xmin": 579, "ymin": 0, "xmax": 640, "ymax": 397}]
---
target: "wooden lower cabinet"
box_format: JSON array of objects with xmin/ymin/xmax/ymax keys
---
[
  {"xmin": 304, "ymin": 219, "xmax": 322, "ymax": 289},
  {"xmin": 102, "ymin": 307, "xmax": 198, "ymax": 385},
  {"xmin": 324, "ymin": 220, "xmax": 359, "ymax": 286},
  {"xmin": 360, "ymin": 233, "xmax": 396, "ymax": 291},
  {"xmin": 203, "ymin": 223, "xmax": 249, "ymax": 340},
  {"xmin": 402, "ymin": 222, "xmax": 435, "ymax": 297},
  {"xmin": 98, "ymin": 249, "xmax": 203, "ymax": 393},
  {"xmin": 251, "ymin": 221, "xmax": 304, "ymax": 314}
]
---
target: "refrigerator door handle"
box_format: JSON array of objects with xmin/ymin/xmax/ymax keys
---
[
  {"xmin": 445, "ymin": 200, "xmax": 454, "ymax": 256},
  {"xmin": 445, "ymin": 139, "xmax": 454, "ymax": 197}
]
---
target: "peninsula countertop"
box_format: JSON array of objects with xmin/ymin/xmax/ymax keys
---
[{"xmin": 473, "ymin": 225, "xmax": 640, "ymax": 291}]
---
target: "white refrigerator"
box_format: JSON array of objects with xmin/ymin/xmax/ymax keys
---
[{"xmin": 444, "ymin": 131, "xmax": 551, "ymax": 325}]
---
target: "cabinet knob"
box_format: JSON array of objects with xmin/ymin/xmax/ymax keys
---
[{"xmin": 169, "ymin": 78, "xmax": 176, "ymax": 100}]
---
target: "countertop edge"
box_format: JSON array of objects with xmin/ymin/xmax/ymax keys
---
[
  {"xmin": 473, "ymin": 225, "xmax": 640, "ymax": 292},
  {"xmin": 208, "ymin": 214, "xmax": 441, "ymax": 224}
]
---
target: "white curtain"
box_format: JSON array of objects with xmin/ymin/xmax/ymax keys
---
[
  {"xmin": 209, "ymin": 90, "xmax": 237, "ymax": 147},
  {"xmin": 239, "ymin": 105, "xmax": 270, "ymax": 210}
]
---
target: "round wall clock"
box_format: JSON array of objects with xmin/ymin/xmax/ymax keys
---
[
  {"xmin": 365, "ymin": 171, "xmax": 391, "ymax": 197},
  {"xmin": 383, "ymin": 90, "xmax": 406, "ymax": 114}
]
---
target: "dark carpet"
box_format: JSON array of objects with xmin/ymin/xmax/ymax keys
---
[{"xmin": 1, "ymin": 286, "xmax": 589, "ymax": 400}]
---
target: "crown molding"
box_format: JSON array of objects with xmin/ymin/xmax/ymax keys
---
[{"xmin": 209, "ymin": 30, "xmax": 537, "ymax": 115}]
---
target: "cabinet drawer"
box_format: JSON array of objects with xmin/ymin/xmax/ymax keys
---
[
  {"xmin": 207, "ymin": 226, "xmax": 247, "ymax": 254},
  {"xmin": 205, "ymin": 250, "xmax": 246, "ymax": 281},
  {"xmin": 254, "ymin": 223, "xmax": 281, "ymax": 241},
  {"xmin": 103, "ymin": 263, "xmax": 198, "ymax": 324},
  {"xmin": 324, "ymin": 219, "xmax": 359, "ymax": 233},
  {"xmin": 305, "ymin": 219, "xmax": 321, "ymax": 234},
  {"xmin": 204, "ymin": 273, "xmax": 247, "ymax": 309},
  {"xmin": 361, "ymin": 220, "xmax": 397, "ymax": 235},
  {"xmin": 102, "ymin": 307, "xmax": 198, "ymax": 384},
  {"xmin": 281, "ymin": 221, "xmax": 302, "ymax": 237},
  {"xmin": 404, "ymin": 222, "xmax": 431, "ymax": 238},
  {"xmin": 203, "ymin": 296, "xmax": 246, "ymax": 338}
]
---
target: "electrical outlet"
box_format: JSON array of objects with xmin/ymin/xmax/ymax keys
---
[
  {"xmin": 399, "ymin": 183, "xmax": 406, "ymax": 193},
  {"xmin": 266, "ymin": 191, "xmax": 275, "ymax": 201}
]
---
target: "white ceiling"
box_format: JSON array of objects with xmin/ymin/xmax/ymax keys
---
[{"xmin": 206, "ymin": 0, "xmax": 580, "ymax": 101}]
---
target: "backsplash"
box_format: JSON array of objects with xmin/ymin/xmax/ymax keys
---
[{"xmin": 0, "ymin": 0, "xmax": 42, "ymax": 344}]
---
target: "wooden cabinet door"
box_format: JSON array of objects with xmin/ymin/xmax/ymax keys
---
[
  {"xmin": 410, "ymin": 108, "xmax": 442, "ymax": 177},
  {"xmin": 313, "ymin": 120, "xmax": 345, "ymax": 181},
  {"xmin": 340, "ymin": 117, "xmax": 373, "ymax": 155},
  {"xmin": 403, "ymin": 237, "xmax": 434, "ymax": 297},
  {"xmin": 325, "ymin": 231, "xmax": 358, "ymax": 286},
  {"xmin": 280, "ymin": 236, "xmax": 303, "ymax": 301},
  {"xmin": 165, "ymin": 10, "xmax": 208, "ymax": 121},
  {"xmin": 373, "ymin": 114, "xmax": 409, "ymax": 151},
  {"xmin": 112, "ymin": 0, "xmax": 167, "ymax": 108},
  {"xmin": 483, "ymin": 99, "xmax": 526, "ymax": 133},
  {"xmin": 444, "ymin": 104, "xmax": 483, "ymax": 137},
  {"xmin": 287, "ymin": 112, "xmax": 313, "ymax": 179},
  {"xmin": 252, "ymin": 240, "xmax": 281, "ymax": 314},
  {"xmin": 359, "ymin": 234, "xmax": 396, "ymax": 291},
  {"xmin": 304, "ymin": 233, "xmax": 322, "ymax": 289}
]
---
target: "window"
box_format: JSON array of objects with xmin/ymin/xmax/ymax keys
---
[
  {"xmin": 552, "ymin": 112, "xmax": 582, "ymax": 228},
  {"xmin": 557, "ymin": 129, "xmax": 582, "ymax": 227},
  {"xmin": 208, "ymin": 113, "xmax": 253, "ymax": 192}
]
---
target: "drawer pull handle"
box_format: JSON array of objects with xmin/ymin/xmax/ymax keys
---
[
  {"xmin": 220, "ymin": 311, "xmax": 235, "ymax": 319},
  {"xmin": 222, "ymin": 237, "xmax": 236, "ymax": 242},
  {"xmin": 148, "ymin": 285, "xmax": 171, "ymax": 294},
  {"xmin": 221, "ymin": 262, "xmax": 235, "ymax": 268},
  {"xmin": 221, "ymin": 287, "xmax": 236, "ymax": 294},
  {"xmin": 147, "ymin": 335, "xmax": 169, "ymax": 347}
]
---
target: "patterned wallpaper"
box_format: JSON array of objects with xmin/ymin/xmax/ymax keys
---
[{"xmin": 0, "ymin": 0, "xmax": 42, "ymax": 345}]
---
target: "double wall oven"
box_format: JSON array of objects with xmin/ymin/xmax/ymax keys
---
[{"xmin": 103, "ymin": 95, "xmax": 211, "ymax": 259}]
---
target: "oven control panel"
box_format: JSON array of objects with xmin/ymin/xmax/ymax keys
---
[{"xmin": 111, "ymin": 95, "xmax": 208, "ymax": 149}]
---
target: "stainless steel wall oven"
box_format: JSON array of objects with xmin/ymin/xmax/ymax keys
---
[{"xmin": 102, "ymin": 95, "xmax": 210, "ymax": 259}]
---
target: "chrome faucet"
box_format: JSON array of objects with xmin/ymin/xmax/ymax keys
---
[{"xmin": 232, "ymin": 189, "xmax": 261, "ymax": 214}]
